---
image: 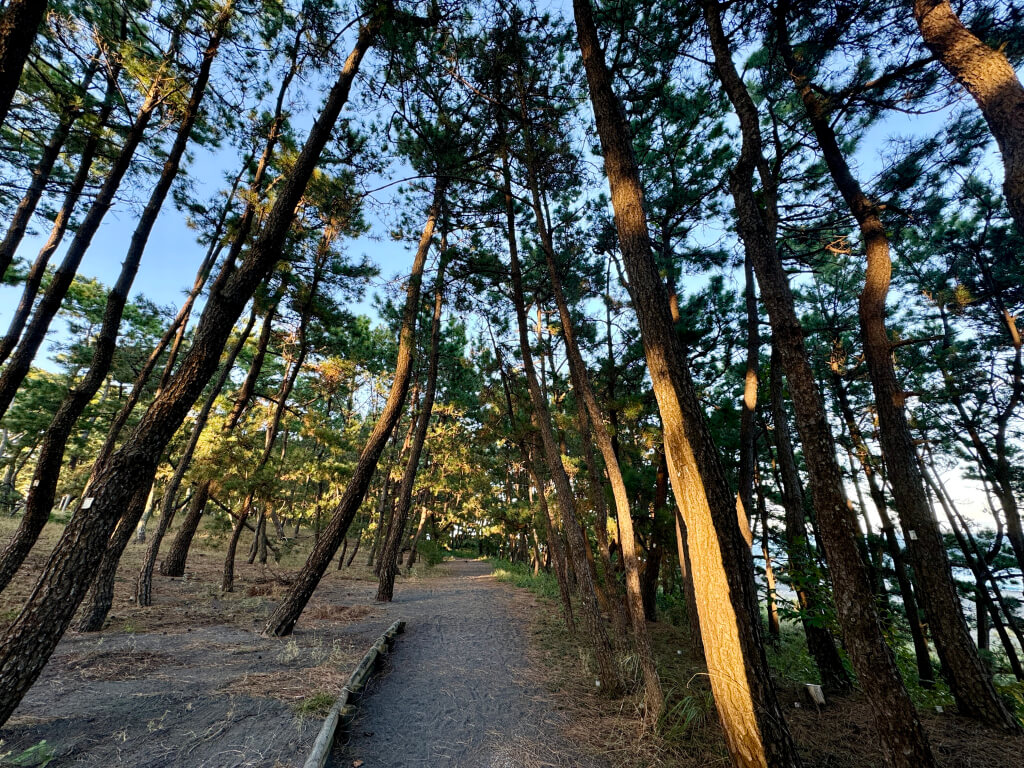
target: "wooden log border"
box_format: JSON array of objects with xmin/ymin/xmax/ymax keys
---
[{"xmin": 302, "ymin": 618, "xmax": 406, "ymax": 768}]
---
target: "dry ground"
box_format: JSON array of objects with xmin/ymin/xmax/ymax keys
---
[
  {"xmin": 0, "ymin": 517, "xmax": 1020, "ymax": 768},
  {"xmin": 0, "ymin": 519, "xmax": 409, "ymax": 767}
]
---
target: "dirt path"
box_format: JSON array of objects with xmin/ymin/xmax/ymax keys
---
[{"xmin": 333, "ymin": 560, "xmax": 603, "ymax": 768}]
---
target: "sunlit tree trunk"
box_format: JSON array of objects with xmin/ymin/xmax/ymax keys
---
[
  {"xmin": 912, "ymin": 0, "xmax": 1024, "ymax": 233},
  {"xmin": 704, "ymin": 3, "xmax": 935, "ymax": 762},
  {"xmin": 776, "ymin": 8, "xmax": 1018, "ymax": 732},
  {"xmin": 574, "ymin": 1, "xmax": 800, "ymax": 761}
]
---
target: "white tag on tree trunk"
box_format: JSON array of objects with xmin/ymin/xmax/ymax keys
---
[
  {"xmin": 32, "ymin": 479, "xmax": 39, "ymax": 487},
  {"xmin": 81, "ymin": 497, "xmax": 94, "ymax": 509},
  {"xmin": 908, "ymin": 530, "xmax": 918, "ymax": 540}
]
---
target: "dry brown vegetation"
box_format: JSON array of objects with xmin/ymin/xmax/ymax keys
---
[{"xmin": 511, "ymin": 583, "xmax": 1024, "ymax": 768}]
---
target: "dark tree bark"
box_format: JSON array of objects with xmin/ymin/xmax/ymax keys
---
[
  {"xmin": 775, "ymin": 7, "xmax": 1018, "ymax": 732},
  {"xmin": 912, "ymin": 0, "xmax": 1024, "ymax": 233},
  {"xmin": 0, "ymin": 53, "xmax": 100, "ymax": 277},
  {"xmin": 0, "ymin": 55, "xmax": 123, "ymax": 367},
  {"xmin": 0, "ymin": 27, "xmax": 178, "ymax": 419},
  {"xmin": 704, "ymin": 3, "xmax": 934, "ymax": 763},
  {"xmin": 0, "ymin": 19, "xmax": 224, "ymax": 592},
  {"xmin": 262, "ymin": 166, "xmax": 439, "ymax": 636},
  {"xmin": 574, "ymin": 2, "xmax": 800, "ymax": 762},
  {"xmin": 136, "ymin": 305, "xmax": 257, "ymax": 604},
  {"xmin": 524, "ymin": 160, "xmax": 662, "ymax": 714},
  {"xmin": 830, "ymin": 372, "xmax": 935, "ymax": 688},
  {"xmin": 0, "ymin": 9, "xmax": 385, "ymax": 726},
  {"xmin": 0, "ymin": 0, "xmax": 48, "ymax": 129},
  {"xmin": 76, "ymin": 486, "xmax": 151, "ymax": 632},
  {"xmin": 488, "ymin": 324, "xmax": 576, "ymax": 633},
  {"xmin": 377, "ymin": 226, "xmax": 447, "ymax": 602},
  {"xmin": 501, "ymin": 154, "xmax": 619, "ymax": 693},
  {"xmin": 768, "ymin": 348, "xmax": 851, "ymax": 691}
]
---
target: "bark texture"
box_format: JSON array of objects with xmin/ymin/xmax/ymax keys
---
[
  {"xmin": 912, "ymin": 0, "xmax": 1024, "ymax": 233},
  {"xmin": 705, "ymin": 4, "xmax": 936, "ymax": 763},
  {"xmin": 776, "ymin": 8, "xmax": 1017, "ymax": 732},
  {"xmin": 0, "ymin": 0, "xmax": 48, "ymax": 128},
  {"xmin": 574, "ymin": 1, "xmax": 800, "ymax": 763}
]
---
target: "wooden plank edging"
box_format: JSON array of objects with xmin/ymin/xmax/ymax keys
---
[{"xmin": 302, "ymin": 619, "xmax": 406, "ymax": 768}]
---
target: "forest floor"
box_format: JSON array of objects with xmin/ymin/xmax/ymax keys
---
[
  {"xmin": 0, "ymin": 519, "xmax": 1022, "ymax": 767},
  {"xmin": 0, "ymin": 523, "xmax": 601, "ymax": 767}
]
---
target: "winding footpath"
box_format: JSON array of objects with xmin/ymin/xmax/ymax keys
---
[{"xmin": 332, "ymin": 559, "xmax": 603, "ymax": 768}]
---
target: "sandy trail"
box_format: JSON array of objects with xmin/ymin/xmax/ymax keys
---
[{"xmin": 333, "ymin": 560, "xmax": 602, "ymax": 768}]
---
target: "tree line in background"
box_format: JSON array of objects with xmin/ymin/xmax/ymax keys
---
[{"xmin": 0, "ymin": 0, "xmax": 1023, "ymax": 765}]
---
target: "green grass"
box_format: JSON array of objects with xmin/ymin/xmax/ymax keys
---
[
  {"xmin": 487, "ymin": 558, "xmax": 561, "ymax": 601},
  {"xmin": 292, "ymin": 691, "xmax": 335, "ymax": 718}
]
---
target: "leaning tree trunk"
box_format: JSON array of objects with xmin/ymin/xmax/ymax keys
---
[
  {"xmin": 704, "ymin": 3, "xmax": 935, "ymax": 763},
  {"xmin": 525, "ymin": 159, "xmax": 662, "ymax": 715},
  {"xmin": 0, "ymin": 0, "xmax": 48, "ymax": 129},
  {"xmin": 263, "ymin": 168, "xmax": 439, "ymax": 637},
  {"xmin": 768, "ymin": 348, "xmax": 851, "ymax": 691},
  {"xmin": 0, "ymin": 55, "xmax": 123, "ymax": 367},
  {"xmin": 0, "ymin": 53, "xmax": 99, "ymax": 276},
  {"xmin": 0, "ymin": 17, "xmax": 225, "ymax": 595},
  {"xmin": 830, "ymin": 371, "xmax": 935, "ymax": 688},
  {"xmin": 501, "ymin": 155, "xmax": 619, "ymax": 693},
  {"xmin": 0, "ymin": 10, "xmax": 385, "ymax": 727},
  {"xmin": 0, "ymin": 32, "xmax": 175, "ymax": 420},
  {"xmin": 376, "ymin": 214, "xmax": 447, "ymax": 602},
  {"xmin": 574, "ymin": 2, "xmax": 800, "ymax": 763},
  {"xmin": 912, "ymin": 0, "xmax": 1024, "ymax": 234},
  {"xmin": 136, "ymin": 305, "xmax": 257, "ymax": 605},
  {"xmin": 776, "ymin": 9, "xmax": 1018, "ymax": 732},
  {"xmin": 76, "ymin": 486, "xmax": 152, "ymax": 632},
  {"xmin": 223, "ymin": 216, "xmax": 333, "ymax": 592},
  {"xmin": 489, "ymin": 326, "xmax": 577, "ymax": 633}
]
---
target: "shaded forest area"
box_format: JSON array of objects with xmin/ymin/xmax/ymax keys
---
[{"xmin": 1, "ymin": 0, "xmax": 1024, "ymax": 765}]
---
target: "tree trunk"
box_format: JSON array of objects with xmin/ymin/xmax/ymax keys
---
[
  {"xmin": 377, "ymin": 210, "xmax": 447, "ymax": 602},
  {"xmin": 0, "ymin": 53, "xmax": 99, "ymax": 276},
  {"xmin": 0, "ymin": 55, "xmax": 123, "ymax": 367},
  {"xmin": 574, "ymin": 2, "xmax": 799, "ymax": 761},
  {"xmin": 768, "ymin": 348, "xmax": 851, "ymax": 690},
  {"xmin": 704, "ymin": 3, "xmax": 934, "ymax": 763},
  {"xmin": 736, "ymin": 255, "xmax": 759, "ymax": 546},
  {"xmin": 524, "ymin": 157, "xmax": 662, "ymax": 714},
  {"xmin": 77, "ymin": 485, "xmax": 152, "ymax": 632},
  {"xmin": 501, "ymin": 154, "xmax": 619, "ymax": 693},
  {"xmin": 776, "ymin": 10, "xmax": 1017, "ymax": 732},
  {"xmin": 405, "ymin": 507, "xmax": 429, "ymax": 571},
  {"xmin": 912, "ymin": 0, "xmax": 1024, "ymax": 233},
  {"xmin": 830, "ymin": 373, "xmax": 935, "ymax": 688},
  {"xmin": 0, "ymin": 27, "xmax": 180, "ymax": 419},
  {"xmin": 137, "ymin": 305, "xmax": 257, "ymax": 603},
  {"xmin": 0, "ymin": 18, "xmax": 225, "ymax": 594},
  {"xmin": 263, "ymin": 147, "xmax": 437, "ymax": 635},
  {"xmin": 0, "ymin": 0, "xmax": 48, "ymax": 129},
  {"xmin": 0, "ymin": 10, "xmax": 384, "ymax": 727}
]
